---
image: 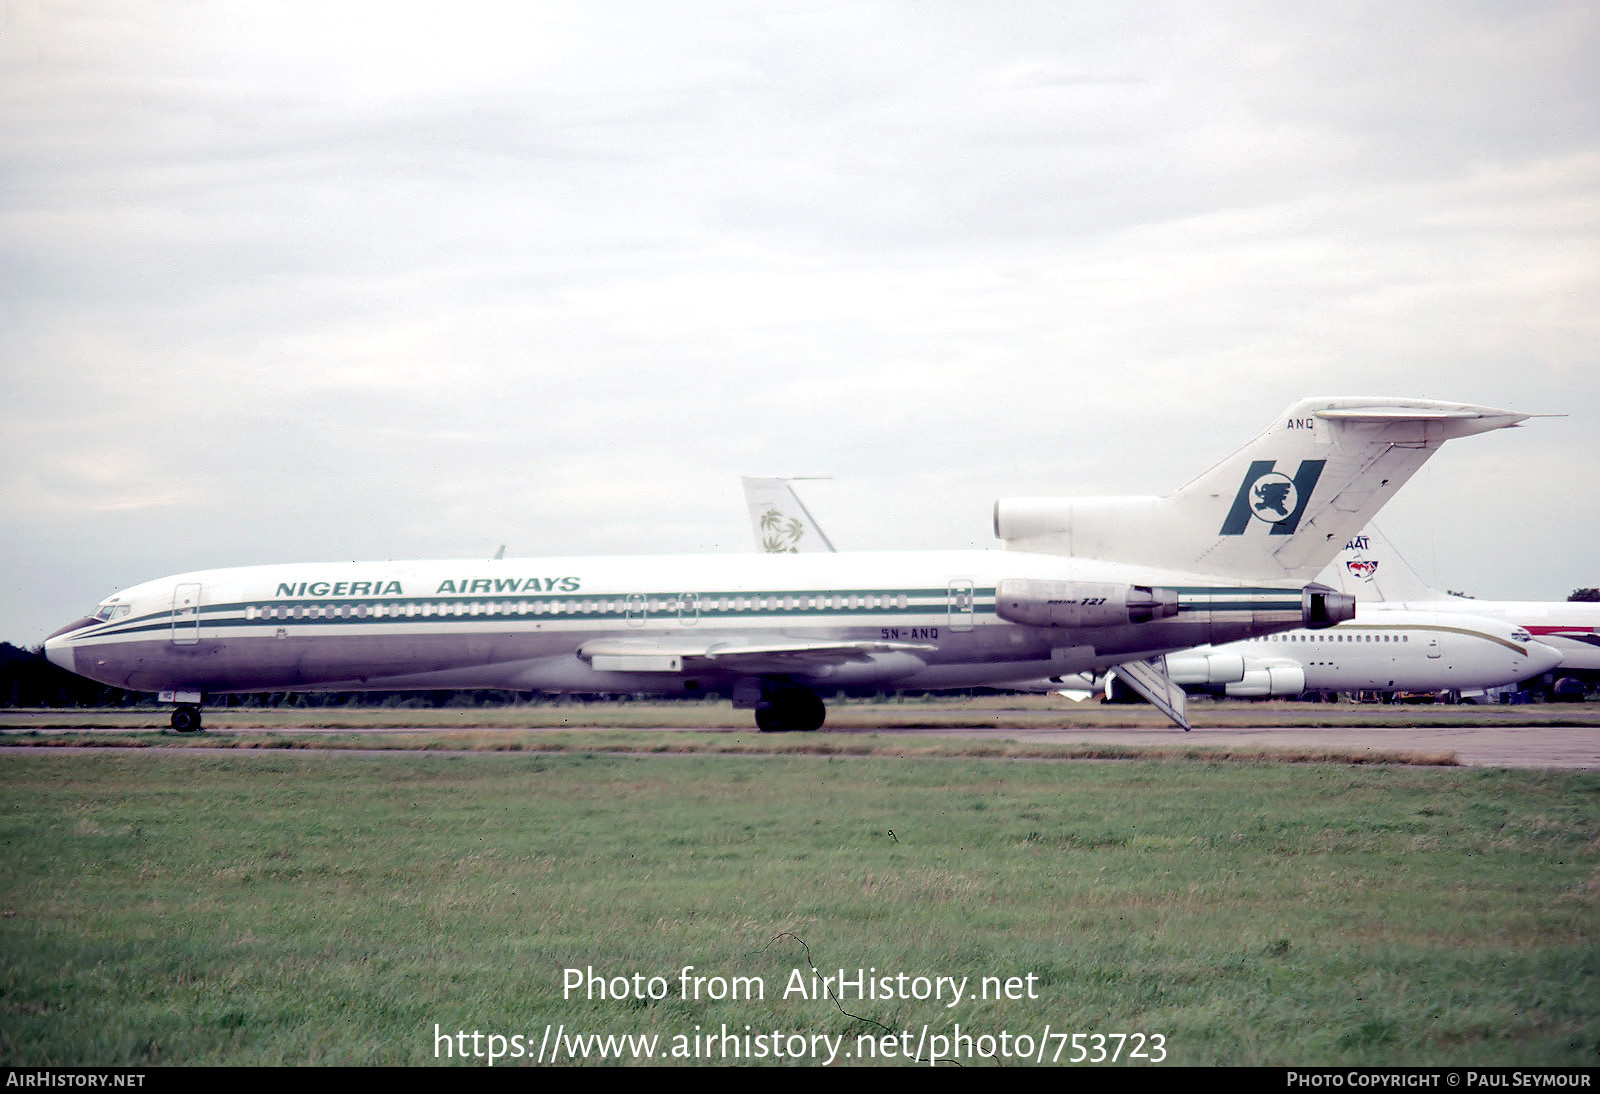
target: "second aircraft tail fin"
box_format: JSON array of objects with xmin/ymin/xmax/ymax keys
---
[
  {"xmin": 1319, "ymin": 523, "xmax": 1450, "ymax": 603},
  {"xmin": 742, "ymin": 477, "xmax": 837, "ymax": 554}
]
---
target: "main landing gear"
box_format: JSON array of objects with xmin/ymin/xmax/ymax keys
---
[{"xmin": 754, "ymin": 687, "xmax": 826, "ymax": 733}]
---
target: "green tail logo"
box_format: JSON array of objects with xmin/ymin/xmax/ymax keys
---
[
  {"xmin": 1218, "ymin": 460, "xmax": 1325, "ymax": 535},
  {"xmin": 759, "ymin": 508, "xmax": 805, "ymax": 553}
]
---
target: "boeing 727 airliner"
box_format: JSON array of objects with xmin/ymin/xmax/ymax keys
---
[{"xmin": 45, "ymin": 398, "xmax": 1528, "ymax": 732}]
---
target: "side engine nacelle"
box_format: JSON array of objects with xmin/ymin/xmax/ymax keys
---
[
  {"xmin": 1167, "ymin": 651, "xmax": 1247, "ymax": 685},
  {"xmin": 1225, "ymin": 665, "xmax": 1307, "ymax": 697},
  {"xmin": 994, "ymin": 580, "xmax": 1180, "ymax": 628}
]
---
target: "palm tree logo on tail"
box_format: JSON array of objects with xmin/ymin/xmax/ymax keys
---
[{"xmin": 760, "ymin": 508, "xmax": 805, "ymax": 553}]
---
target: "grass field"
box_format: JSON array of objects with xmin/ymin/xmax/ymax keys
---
[{"xmin": 2, "ymin": 747, "xmax": 1595, "ymax": 1066}]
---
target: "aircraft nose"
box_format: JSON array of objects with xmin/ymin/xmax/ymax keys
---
[
  {"xmin": 44, "ymin": 617, "xmax": 95, "ymax": 674},
  {"xmin": 1525, "ymin": 640, "xmax": 1563, "ymax": 677}
]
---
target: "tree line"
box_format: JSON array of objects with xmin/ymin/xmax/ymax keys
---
[{"xmin": 0, "ymin": 643, "xmax": 539, "ymax": 709}]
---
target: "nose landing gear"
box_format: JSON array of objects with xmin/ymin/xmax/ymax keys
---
[{"xmin": 157, "ymin": 690, "xmax": 205, "ymax": 732}]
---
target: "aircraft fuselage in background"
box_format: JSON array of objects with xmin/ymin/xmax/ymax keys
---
[
  {"xmin": 1167, "ymin": 610, "xmax": 1559, "ymax": 697},
  {"xmin": 1330, "ymin": 529, "xmax": 1600, "ymax": 676}
]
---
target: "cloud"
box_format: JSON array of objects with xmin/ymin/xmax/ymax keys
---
[{"xmin": 2, "ymin": 0, "xmax": 1595, "ymax": 641}]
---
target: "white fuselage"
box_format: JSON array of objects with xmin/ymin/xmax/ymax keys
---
[
  {"xmin": 46, "ymin": 549, "xmax": 1331, "ymax": 698},
  {"xmin": 1353, "ymin": 600, "xmax": 1600, "ymax": 674},
  {"xmin": 1170, "ymin": 610, "xmax": 1561, "ymax": 696},
  {"xmin": 1323, "ymin": 527, "xmax": 1599, "ymax": 674}
]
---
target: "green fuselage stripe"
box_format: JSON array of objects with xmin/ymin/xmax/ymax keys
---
[{"xmin": 74, "ymin": 584, "xmax": 1306, "ymax": 642}]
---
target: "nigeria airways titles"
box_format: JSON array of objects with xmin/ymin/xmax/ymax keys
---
[{"xmin": 273, "ymin": 576, "xmax": 582, "ymax": 598}]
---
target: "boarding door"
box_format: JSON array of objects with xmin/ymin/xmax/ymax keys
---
[
  {"xmin": 171, "ymin": 583, "xmax": 201, "ymax": 645},
  {"xmin": 947, "ymin": 580, "xmax": 974, "ymax": 632}
]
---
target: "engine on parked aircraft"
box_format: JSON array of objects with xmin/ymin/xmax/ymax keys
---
[
  {"xmin": 1225, "ymin": 664, "xmax": 1307, "ymax": 697},
  {"xmin": 994, "ymin": 580, "xmax": 1181, "ymax": 628},
  {"xmin": 1166, "ymin": 651, "xmax": 1248, "ymax": 685}
]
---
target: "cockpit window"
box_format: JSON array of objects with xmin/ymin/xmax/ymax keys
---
[
  {"xmin": 1511, "ymin": 629, "xmax": 1531, "ymax": 642},
  {"xmin": 92, "ymin": 600, "xmax": 131, "ymax": 622}
]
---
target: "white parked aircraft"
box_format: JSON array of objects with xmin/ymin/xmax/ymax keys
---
[
  {"xmin": 46, "ymin": 397, "xmax": 1527, "ymax": 733},
  {"xmin": 741, "ymin": 471, "xmax": 1560, "ymax": 706},
  {"xmin": 1159, "ymin": 612, "xmax": 1558, "ymax": 697},
  {"xmin": 1327, "ymin": 525, "xmax": 1600, "ymax": 679}
]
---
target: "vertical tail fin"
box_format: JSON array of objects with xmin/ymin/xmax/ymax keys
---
[
  {"xmin": 742, "ymin": 477, "xmax": 837, "ymax": 554},
  {"xmin": 1319, "ymin": 524, "xmax": 1449, "ymax": 603},
  {"xmin": 995, "ymin": 397, "xmax": 1529, "ymax": 581}
]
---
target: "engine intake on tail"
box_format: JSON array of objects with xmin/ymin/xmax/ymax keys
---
[
  {"xmin": 1302, "ymin": 583, "xmax": 1355, "ymax": 629},
  {"xmin": 994, "ymin": 580, "xmax": 1180, "ymax": 628}
]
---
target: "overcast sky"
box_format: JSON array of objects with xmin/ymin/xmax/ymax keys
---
[{"xmin": 3, "ymin": 1, "xmax": 1596, "ymax": 644}]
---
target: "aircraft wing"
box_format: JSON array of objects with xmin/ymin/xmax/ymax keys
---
[{"xmin": 577, "ymin": 637, "xmax": 935, "ymax": 674}]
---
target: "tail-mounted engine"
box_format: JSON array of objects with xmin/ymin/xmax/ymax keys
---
[
  {"xmin": 994, "ymin": 580, "xmax": 1180, "ymax": 628},
  {"xmin": 1302, "ymin": 583, "xmax": 1355, "ymax": 629}
]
